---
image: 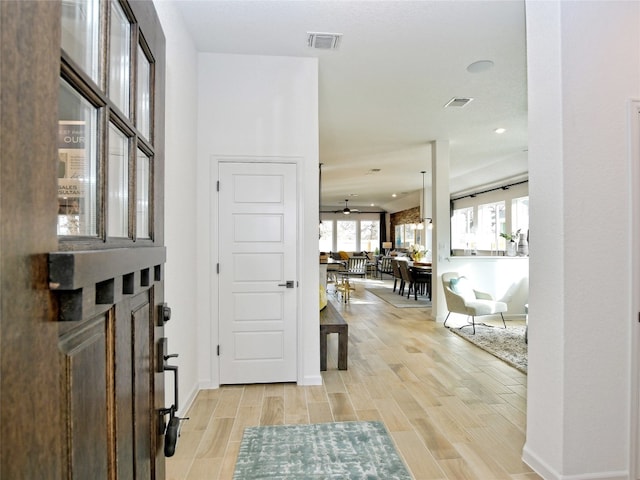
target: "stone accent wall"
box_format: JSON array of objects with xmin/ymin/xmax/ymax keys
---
[{"xmin": 390, "ymin": 206, "xmax": 420, "ymax": 249}]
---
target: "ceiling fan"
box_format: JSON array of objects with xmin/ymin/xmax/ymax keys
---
[{"xmin": 336, "ymin": 199, "xmax": 359, "ymax": 215}]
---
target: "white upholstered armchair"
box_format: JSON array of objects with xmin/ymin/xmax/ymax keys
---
[{"xmin": 442, "ymin": 272, "xmax": 507, "ymax": 334}]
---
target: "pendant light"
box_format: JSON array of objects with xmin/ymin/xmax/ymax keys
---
[
  {"xmin": 319, "ymin": 163, "xmax": 323, "ymax": 226},
  {"xmin": 417, "ymin": 171, "xmax": 426, "ymax": 230},
  {"xmin": 419, "ymin": 171, "xmax": 433, "ymax": 230}
]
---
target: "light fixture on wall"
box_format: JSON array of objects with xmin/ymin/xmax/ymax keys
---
[{"xmin": 342, "ymin": 199, "xmax": 351, "ymax": 215}]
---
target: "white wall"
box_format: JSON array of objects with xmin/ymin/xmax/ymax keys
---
[
  {"xmin": 524, "ymin": 1, "xmax": 639, "ymax": 478},
  {"xmin": 154, "ymin": 1, "xmax": 200, "ymax": 414},
  {"xmin": 196, "ymin": 53, "xmax": 321, "ymax": 387}
]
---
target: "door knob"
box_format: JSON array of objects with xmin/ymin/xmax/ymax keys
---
[{"xmin": 278, "ymin": 280, "xmax": 294, "ymax": 288}]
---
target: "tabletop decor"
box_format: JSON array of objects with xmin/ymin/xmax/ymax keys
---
[
  {"xmin": 517, "ymin": 231, "xmax": 529, "ymax": 256},
  {"xmin": 411, "ymin": 244, "xmax": 427, "ymax": 262},
  {"xmin": 500, "ymin": 229, "xmax": 521, "ymax": 256},
  {"xmin": 233, "ymin": 421, "xmax": 412, "ymax": 480}
]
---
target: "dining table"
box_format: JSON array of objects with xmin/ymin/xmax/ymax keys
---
[
  {"xmin": 320, "ymin": 257, "xmax": 346, "ymax": 284},
  {"xmin": 408, "ymin": 262, "xmax": 432, "ymax": 300}
]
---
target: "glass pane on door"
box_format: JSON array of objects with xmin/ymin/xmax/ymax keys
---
[
  {"xmin": 136, "ymin": 45, "xmax": 151, "ymax": 140},
  {"xmin": 108, "ymin": 124, "xmax": 129, "ymax": 237},
  {"xmin": 58, "ymin": 79, "xmax": 98, "ymax": 236},
  {"xmin": 109, "ymin": 0, "xmax": 131, "ymax": 116},
  {"xmin": 136, "ymin": 149, "xmax": 151, "ymax": 239},
  {"xmin": 61, "ymin": 0, "xmax": 100, "ymax": 83}
]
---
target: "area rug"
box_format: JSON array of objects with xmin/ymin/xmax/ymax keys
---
[
  {"xmin": 366, "ymin": 286, "xmax": 431, "ymax": 308},
  {"xmin": 233, "ymin": 421, "xmax": 412, "ymax": 480},
  {"xmin": 449, "ymin": 324, "xmax": 528, "ymax": 373}
]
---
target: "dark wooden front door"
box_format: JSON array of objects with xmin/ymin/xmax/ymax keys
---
[{"xmin": 0, "ymin": 1, "xmax": 167, "ymax": 478}]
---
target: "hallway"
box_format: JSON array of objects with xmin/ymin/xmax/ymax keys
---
[{"xmin": 166, "ymin": 279, "xmax": 537, "ymax": 479}]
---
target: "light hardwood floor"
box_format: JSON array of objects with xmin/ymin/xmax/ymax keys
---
[{"xmin": 166, "ymin": 278, "xmax": 539, "ymax": 480}]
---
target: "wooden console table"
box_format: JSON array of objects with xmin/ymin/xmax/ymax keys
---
[{"xmin": 319, "ymin": 301, "xmax": 348, "ymax": 371}]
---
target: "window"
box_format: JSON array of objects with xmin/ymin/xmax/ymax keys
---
[
  {"xmin": 395, "ymin": 224, "xmax": 418, "ymax": 249},
  {"xmin": 136, "ymin": 149, "xmax": 151, "ymax": 239},
  {"xmin": 109, "ymin": 0, "xmax": 131, "ymax": 116},
  {"xmin": 57, "ymin": 80, "xmax": 99, "ymax": 236},
  {"xmin": 319, "ymin": 221, "xmax": 333, "ymax": 252},
  {"xmin": 319, "ymin": 216, "xmax": 380, "ymax": 252},
  {"xmin": 59, "ymin": 0, "xmax": 155, "ymax": 245},
  {"xmin": 360, "ymin": 220, "xmax": 379, "ymax": 252},
  {"xmin": 61, "ymin": 0, "xmax": 100, "ymax": 83},
  {"xmin": 477, "ymin": 201, "xmax": 505, "ymax": 251},
  {"xmin": 336, "ymin": 220, "xmax": 356, "ymax": 251},
  {"xmin": 107, "ymin": 124, "xmax": 129, "ymax": 237},
  {"xmin": 450, "ymin": 186, "xmax": 529, "ymax": 254},
  {"xmin": 512, "ymin": 196, "xmax": 529, "ymax": 237},
  {"xmin": 451, "ymin": 207, "xmax": 473, "ymax": 251}
]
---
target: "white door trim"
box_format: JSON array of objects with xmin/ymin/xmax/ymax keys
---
[
  {"xmin": 207, "ymin": 155, "xmax": 304, "ymax": 387},
  {"xmin": 628, "ymin": 100, "xmax": 640, "ymax": 479}
]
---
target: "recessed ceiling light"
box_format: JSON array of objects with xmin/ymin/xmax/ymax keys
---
[
  {"xmin": 392, "ymin": 193, "xmax": 397, "ymax": 198},
  {"xmin": 467, "ymin": 60, "xmax": 494, "ymax": 73},
  {"xmin": 370, "ymin": 203, "xmax": 375, "ymax": 207},
  {"xmin": 494, "ymin": 128, "xmax": 506, "ymax": 134}
]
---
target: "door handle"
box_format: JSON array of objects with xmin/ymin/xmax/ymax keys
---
[{"xmin": 278, "ymin": 280, "xmax": 295, "ymax": 288}]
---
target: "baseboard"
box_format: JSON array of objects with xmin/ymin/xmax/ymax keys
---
[
  {"xmin": 299, "ymin": 374, "xmax": 323, "ymax": 386},
  {"xmin": 522, "ymin": 445, "xmax": 629, "ymax": 480},
  {"xmin": 176, "ymin": 383, "xmax": 199, "ymax": 418},
  {"xmin": 198, "ymin": 379, "xmax": 219, "ymax": 390}
]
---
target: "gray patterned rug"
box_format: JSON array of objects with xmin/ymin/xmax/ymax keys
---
[
  {"xmin": 233, "ymin": 421, "xmax": 412, "ymax": 480},
  {"xmin": 366, "ymin": 286, "xmax": 431, "ymax": 308},
  {"xmin": 449, "ymin": 324, "xmax": 527, "ymax": 373}
]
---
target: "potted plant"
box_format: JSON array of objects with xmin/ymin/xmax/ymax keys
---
[{"xmin": 500, "ymin": 229, "xmax": 521, "ymax": 256}]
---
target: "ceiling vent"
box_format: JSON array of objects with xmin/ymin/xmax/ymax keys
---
[
  {"xmin": 307, "ymin": 32, "xmax": 342, "ymax": 50},
  {"xmin": 444, "ymin": 97, "xmax": 474, "ymax": 108}
]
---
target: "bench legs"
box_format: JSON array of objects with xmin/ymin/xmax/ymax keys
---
[{"xmin": 320, "ymin": 325, "xmax": 348, "ymax": 371}]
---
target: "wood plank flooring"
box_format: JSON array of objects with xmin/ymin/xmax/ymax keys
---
[{"xmin": 166, "ymin": 278, "xmax": 539, "ymax": 480}]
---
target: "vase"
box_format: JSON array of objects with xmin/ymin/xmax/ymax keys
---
[
  {"xmin": 517, "ymin": 233, "xmax": 528, "ymax": 256},
  {"xmin": 506, "ymin": 241, "xmax": 517, "ymax": 257}
]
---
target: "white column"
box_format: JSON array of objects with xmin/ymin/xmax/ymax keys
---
[
  {"xmin": 431, "ymin": 140, "xmax": 450, "ymax": 321},
  {"xmin": 524, "ymin": 1, "xmax": 638, "ymax": 478}
]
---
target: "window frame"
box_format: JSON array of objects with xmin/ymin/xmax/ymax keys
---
[
  {"xmin": 450, "ymin": 183, "xmax": 529, "ymax": 255},
  {"xmin": 319, "ymin": 214, "xmax": 381, "ymax": 253}
]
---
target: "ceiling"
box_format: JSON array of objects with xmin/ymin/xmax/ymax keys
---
[{"xmin": 172, "ymin": 0, "xmax": 528, "ymax": 213}]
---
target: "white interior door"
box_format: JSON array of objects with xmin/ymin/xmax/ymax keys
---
[{"xmin": 218, "ymin": 162, "xmax": 297, "ymax": 384}]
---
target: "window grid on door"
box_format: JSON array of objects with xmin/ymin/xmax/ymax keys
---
[{"xmin": 58, "ymin": 0, "xmax": 156, "ymax": 248}]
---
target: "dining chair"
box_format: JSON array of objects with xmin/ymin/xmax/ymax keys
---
[
  {"xmin": 397, "ymin": 260, "xmax": 413, "ymax": 298},
  {"xmin": 377, "ymin": 256, "xmax": 393, "ymax": 279},
  {"xmin": 391, "ymin": 259, "xmax": 404, "ymax": 293}
]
